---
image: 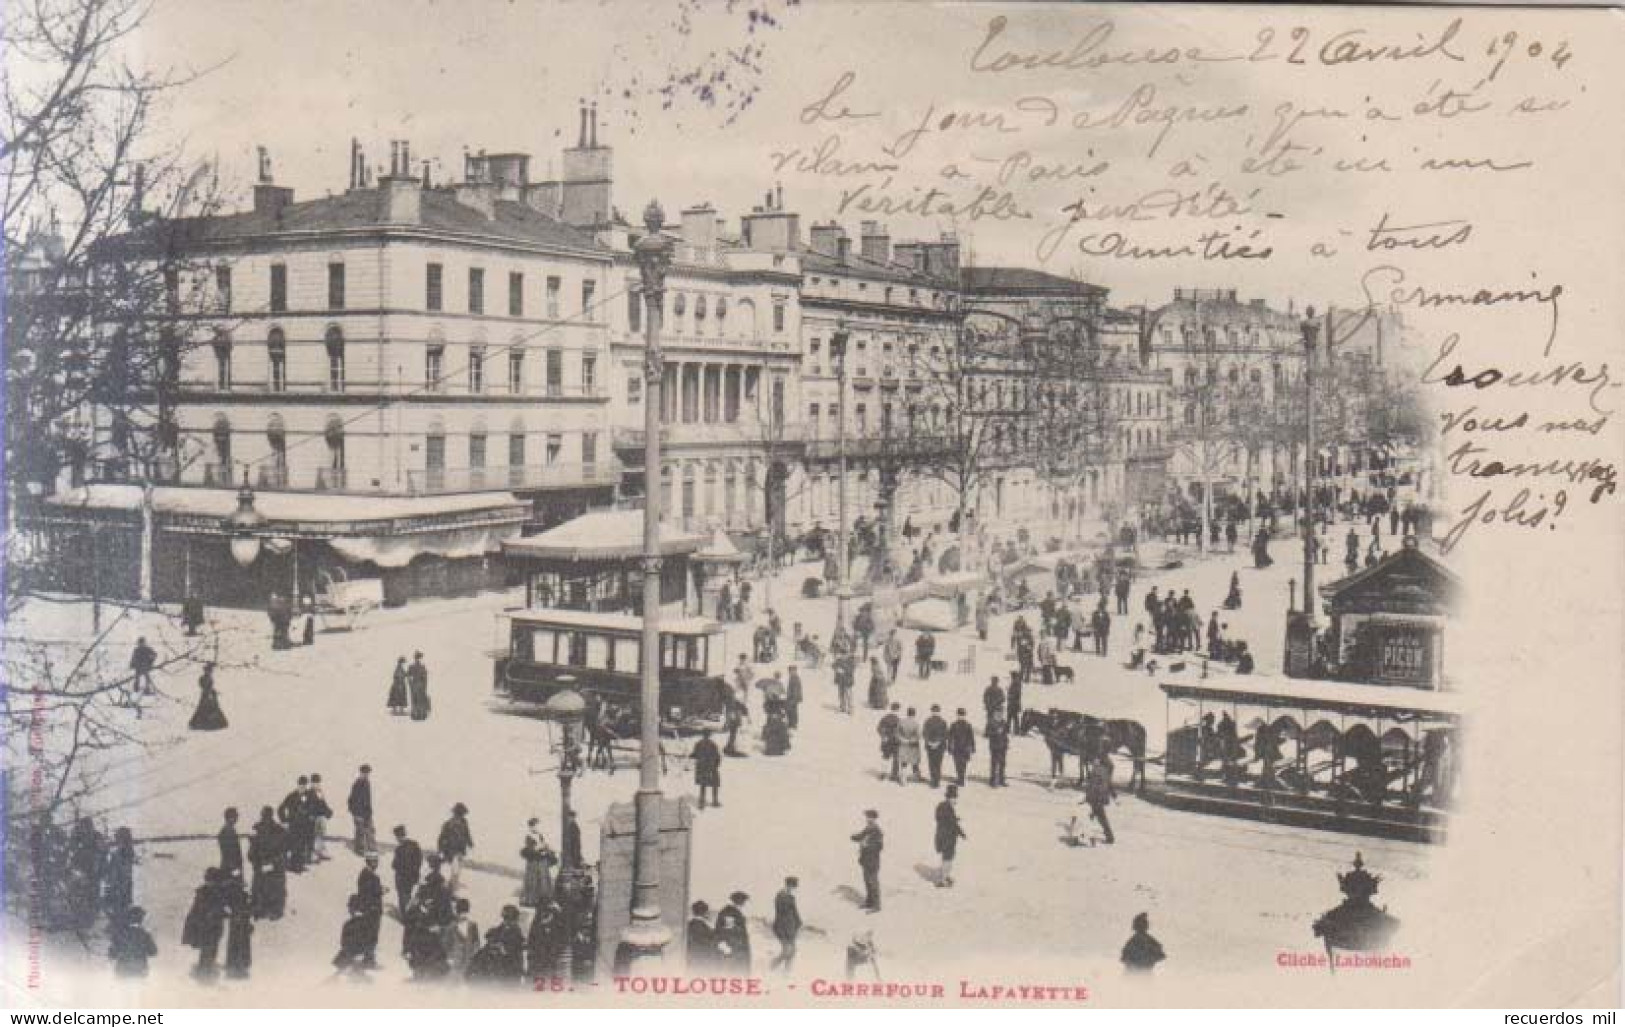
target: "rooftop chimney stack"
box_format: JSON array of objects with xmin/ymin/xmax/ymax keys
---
[
  {"xmin": 860, "ymin": 220, "xmax": 890, "ymax": 263},
  {"xmin": 578, "ymin": 101, "xmax": 588, "ymax": 148},
  {"xmin": 589, "ymin": 102, "xmax": 598, "ymax": 148},
  {"xmin": 378, "ymin": 139, "xmax": 421, "ymax": 224}
]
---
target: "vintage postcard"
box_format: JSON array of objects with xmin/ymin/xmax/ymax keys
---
[{"xmin": 2, "ymin": 0, "xmax": 1621, "ymax": 1011}]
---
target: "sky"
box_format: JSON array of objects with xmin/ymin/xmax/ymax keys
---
[{"xmin": 119, "ymin": 0, "xmax": 1608, "ymax": 315}]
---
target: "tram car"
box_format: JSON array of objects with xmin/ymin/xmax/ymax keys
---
[{"xmin": 492, "ymin": 608, "xmax": 732, "ymax": 734}]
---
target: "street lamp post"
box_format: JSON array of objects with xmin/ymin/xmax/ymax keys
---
[
  {"xmin": 226, "ymin": 470, "xmax": 267, "ymax": 569},
  {"xmin": 1300, "ymin": 307, "xmax": 1320, "ymax": 624},
  {"xmin": 831, "ymin": 326, "xmax": 852, "ymax": 633},
  {"xmin": 625, "ymin": 201, "xmax": 674, "ymax": 969},
  {"xmin": 543, "ymin": 689, "xmax": 586, "ymax": 853}
]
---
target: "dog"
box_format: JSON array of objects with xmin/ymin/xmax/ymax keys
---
[{"xmin": 1053, "ymin": 665, "xmax": 1076, "ymax": 684}]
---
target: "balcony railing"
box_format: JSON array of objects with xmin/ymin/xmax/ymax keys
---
[
  {"xmin": 613, "ymin": 422, "xmax": 804, "ymax": 450},
  {"xmin": 176, "ymin": 378, "xmax": 606, "ymax": 400},
  {"xmin": 404, "ymin": 462, "xmax": 619, "ymax": 495}
]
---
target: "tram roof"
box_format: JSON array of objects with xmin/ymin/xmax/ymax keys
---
[
  {"xmin": 505, "ymin": 607, "xmax": 723, "ymax": 636},
  {"xmin": 1160, "ymin": 674, "xmax": 1464, "ymax": 720}
]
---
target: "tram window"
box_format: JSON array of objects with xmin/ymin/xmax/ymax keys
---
[
  {"xmin": 565, "ymin": 631, "xmax": 588, "ymax": 668},
  {"xmin": 614, "ymin": 638, "xmax": 640, "ymax": 674},
  {"xmin": 530, "ymin": 629, "xmax": 557, "ymax": 665},
  {"xmin": 585, "ymin": 634, "xmax": 612, "ymax": 670},
  {"xmin": 514, "ymin": 630, "xmax": 534, "ymax": 664}
]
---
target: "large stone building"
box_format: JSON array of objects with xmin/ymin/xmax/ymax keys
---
[
  {"xmin": 35, "ymin": 116, "xmax": 625, "ymax": 605},
  {"xmin": 1143, "ymin": 288, "xmax": 1310, "ymax": 509}
]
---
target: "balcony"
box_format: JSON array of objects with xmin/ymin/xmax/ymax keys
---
[{"xmin": 613, "ymin": 421, "xmax": 805, "ymax": 450}]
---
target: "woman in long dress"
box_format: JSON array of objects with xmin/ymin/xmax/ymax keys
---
[
  {"xmin": 387, "ymin": 657, "xmax": 409, "ymax": 715},
  {"xmin": 519, "ymin": 819, "xmax": 556, "ymax": 908},
  {"xmin": 189, "ymin": 664, "xmax": 228, "ymax": 731}
]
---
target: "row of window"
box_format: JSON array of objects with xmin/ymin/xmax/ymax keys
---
[
  {"xmin": 201, "ymin": 328, "xmax": 599, "ymax": 396},
  {"xmin": 626, "ymin": 289, "xmax": 786, "ymax": 335},
  {"xmin": 243, "ymin": 261, "xmax": 601, "ymax": 320}
]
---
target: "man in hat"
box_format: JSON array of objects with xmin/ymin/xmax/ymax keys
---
[
  {"xmin": 877, "ymin": 703, "xmax": 902, "ymax": 783},
  {"xmin": 437, "ymin": 803, "xmax": 474, "ymax": 890},
  {"xmin": 987, "ymin": 715, "xmax": 1010, "ymax": 788},
  {"xmin": 356, "ymin": 852, "xmax": 384, "ymax": 968},
  {"xmin": 691, "ymin": 730, "xmax": 722, "ymax": 809},
  {"xmin": 947, "ymin": 709, "xmax": 976, "ymax": 787},
  {"xmin": 129, "ymin": 636, "xmax": 157, "ymax": 696},
  {"xmin": 686, "ymin": 901, "xmax": 717, "ymax": 971},
  {"xmin": 277, "ymin": 776, "xmax": 312, "ymax": 873},
  {"xmin": 851, "ymin": 810, "xmax": 884, "ymax": 912},
  {"xmin": 390, "ymin": 826, "xmax": 422, "ymax": 917},
  {"xmin": 308, "ymin": 773, "xmax": 333, "ymax": 863},
  {"xmin": 348, "ymin": 765, "xmax": 375, "ymax": 856},
  {"xmin": 934, "ymin": 786, "xmax": 966, "ymax": 887},
  {"xmin": 770, "ymin": 876, "xmax": 803, "ymax": 973},
  {"xmin": 922, "ymin": 705, "xmax": 949, "ymax": 788},
  {"xmin": 714, "ymin": 891, "xmax": 752, "ymax": 974},
  {"xmin": 981, "ymin": 675, "xmax": 1005, "ymax": 727},
  {"xmin": 217, "ymin": 808, "xmax": 243, "ymax": 876},
  {"xmin": 408, "ymin": 652, "xmax": 431, "ymax": 721}
]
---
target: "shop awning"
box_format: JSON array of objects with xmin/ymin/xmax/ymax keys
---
[{"xmin": 503, "ymin": 509, "xmax": 704, "ymax": 562}]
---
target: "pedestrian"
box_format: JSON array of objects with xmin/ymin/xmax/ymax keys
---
[
  {"xmin": 391, "ymin": 825, "xmax": 423, "ymax": 916},
  {"xmin": 981, "ymin": 676, "xmax": 1005, "ymax": 727},
  {"xmin": 877, "ymin": 703, "xmax": 902, "ymax": 783},
  {"xmin": 853, "ymin": 603, "xmax": 875, "ymax": 659},
  {"xmin": 308, "ymin": 773, "xmax": 333, "ymax": 863},
  {"xmin": 686, "ymin": 901, "xmax": 718, "ymax": 972},
  {"xmin": 103, "ymin": 827, "xmax": 137, "ymax": 923},
  {"xmin": 1083, "ymin": 753, "xmax": 1116, "ymax": 845},
  {"xmin": 1121, "ymin": 912, "xmax": 1166, "ymax": 972},
  {"xmin": 181, "ymin": 867, "xmax": 228, "ymax": 979},
  {"xmin": 947, "ymin": 709, "xmax": 976, "ymax": 787},
  {"xmin": 987, "ymin": 715, "xmax": 1010, "ymax": 788},
  {"xmin": 867, "ymin": 654, "xmax": 889, "ymax": 711},
  {"xmin": 108, "ymin": 906, "xmax": 157, "ymax": 978},
  {"xmin": 561, "ymin": 809, "xmax": 583, "ymax": 870},
  {"xmin": 356, "ymin": 852, "xmax": 385, "ymax": 968},
  {"xmin": 387, "ymin": 657, "xmax": 409, "ymax": 715},
  {"xmin": 723, "ymin": 691, "xmax": 747, "ymax": 757},
  {"xmin": 277, "ymin": 777, "xmax": 312, "ymax": 873},
  {"xmin": 785, "ymin": 665, "xmax": 803, "ymax": 730},
  {"xmin": 302, "ymin": 611, "xmax": 316, "ymax": 647},
  {"xmin": 715, "ymin": 891, "xmax": 752, "ymax": 975},
  {"xmin": 333, "ymin": 893, "xmax": 374, "ymax": 975},
  {"xmin": 922, "ymin": 705, "xmax": 948, "ymax": 787},
  {"xmin": 129, "ymin": 636, "xmax": 157, "ymax": 697},
  {"xmin": 898, "ymin": 707, "xmax": 923, "ymax": 782},
  {"xmin": 520, "ymin": 818, "xmax": 557, "ymax": 907},
  {"xmin": 64, "ymin": 815, "xmax": 106, "ymax": 928},
  {"xmin": 348, "ymin": 765, "xmax": 375, "ymax": 856},
  {"xmin": 883, "ymin": 629, "xmax": 903, "ymax": 684},
  {"xmin": 188, "ymin": 663, "xmax": 228, "ymax": 731},
  {"xmin": 437, "ymin": 803, "xmax": 474, "ymax": 890},
  {"xmin": 223, "ymin": 873, "xmax": 253, "ymax": 979},
  {"xmin": 445, "ymin": 898, "xmax": 481, "ymax": 977},
  {"xmin": 690, "ymin": 729, "xmax": 722, "ymax": 809},
  {"xmin": 217, "ymin": 808, "xmax": 242, "ymax": 876},
  {"xmin": 1007, "ymin": 669, "xmax": 1025, "ymax": 732},
  {"xmin": 247, "ymin": 807, "xmax": 287, "ymax": 920},
  {"xmin": 914, "ymin": 631, "xmax": 936, "ymax": 679},
  {"xmin": 408, "ymin": 652, "xmax": 431, "ymax": 721},
  {"xmin": 770, "ymin": 877, "xmax": 802, "ymax": 973},
  {"xmin": 934, "ymin": 785, "xmax": 966, "ymax": 888},
  {"xmin": 1095, "ymin": 604, "xmax": 1112, "ymax": 656},
  {"xmin": 851, "ymin": 810, "xmax": 884, "ymax": 913},
  {"xmin": 1115, "ymin": 571, "xmax": 1131, "ymax": 616},
  {"xmin": 834, "ymin": 653, "xmax": 854, "ymax": 714}
]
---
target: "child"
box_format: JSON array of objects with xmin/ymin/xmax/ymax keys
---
[{"xmin": 109, "ymin": 907, "xmax": 157, "ymax": 978}]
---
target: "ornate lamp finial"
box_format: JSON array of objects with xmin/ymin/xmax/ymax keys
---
[{"xmin": 642, "ymin": 200, "xmax": 664, "ymax": 236}]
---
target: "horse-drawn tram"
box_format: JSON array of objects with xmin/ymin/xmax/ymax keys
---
[
  {"xmin": 492, "ymin": 608, "xmax": 731, "ymax": 733},
  {"xmin": 1157, "ymin": 675, "xmax": 1462, "ymax": 844}
]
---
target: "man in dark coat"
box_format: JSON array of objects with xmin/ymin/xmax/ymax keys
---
[
  {"xmin": 277, "ymin": 777, "xmax": 312, "ymax": 873},
  {"xmin": 852, "ymin": 810, "xmax": 884, "ymax": 912},
  {"xmin": 347, "ymin": 765, "xmax": 375, "ymax": 856},
  {"xmin": 876, "ymin": 703, "xmax": 902, "ymax": 783},
  {"xmin": 561, "ymin": 810, "xmax": 583, "ymax": 870},
  {"xmin": 408, "ymin": 651, "xmax": 431, "ymax": 721},
  {"xmin": 914, "ymin": 631, "xmax": 935, "ymax": 679},
  {"xmin": 691, "ymin": 730, "xmax": 722, "ymax": 809},
  {"xmin": 981, "ymin": 676, "xmax": 1005, "ymax": 727},
  {"xmin": 390, "ymin": 825, "xmax": 422, "ymax": 916},
  {"xmin": 922, "ymin": 705, "xmax": 949, "ymax": 788},
  {"xmin": 437, "ymin": 803, "xmax": 474, "ymax": 890},
  {"xmin": 1084, "ymin": 753, "xmax": 1117, "ymax": 844},
  {"xmin": 934, "ymin": 786, "xmax": 966, "ymax": 887},
  {"xmin": 770, "ymin": 877, "xmax": 803, "ymax": 973},
  {"xmin": 1006, "ymin": 669, "xmax": 1025, "ymax": 733},
  {"xmin": 356, "ymin": 853, "xmax": 384, "ymax": 968},
  {"xmin": 217, "ymin": 808, "xmax": 242, "ymax": 876},
  {"xmin": 181, "ymin": 868, "xmax": 228, "ymax": 978},
  {"xmin": 129, "ymin": 637, "xmax": 157, "ymax": 696},
  {"xmin": 947, "ymin": 709, "xmax": 977, "ymax": 787},
  {"xmin": 1121, "ymin": 912, "xmax": 1166, "ymax": 972},
  {"xmin": 247, "ymin": 808, "xmax": 287, "ymax": 920},
  {"xmin": 686, "ymin": 901, "xmax": 718, "ymax": 971},
  {"xmin": 987, "ymin": 716, "xmax": 1010, "ymax": 788},
  {"xmin": 714, "ymin": 891, "xmax": 752, "ymax": 974},
  {"xmin": 785, "ymin": 666, "xmax": 804, "ymax": 730}
]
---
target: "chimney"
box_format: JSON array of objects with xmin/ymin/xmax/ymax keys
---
[
  {"xmin": 860, "ymin": 220, "xmax": 890, "ymax": 263},
  {"xmin": 589, "ymin": 102, "xmax": 599, "ymax": 148},
  {"xmin": 893, "ymin": 242, "xmax": 925, "ymax": 272},
  {"xmin": 378, "ymin": 141, "xmax": 422, "ymax": 224},
  {"xmin": 809, "ymin": 221, "xmax": 844, "ymax": 256},
  {"xmin": 740, "ymin": 189, "xmax": 799, "ymax": 251},
  {"xmin": 836, "ymin": 234, "xmax": 851, "ymax": 263},
  {"xmin": 578, "ymin": 100, "xmax": 589, "ymax": 148},
  {"xmin": 252, "ymin": 149, "xmax": 293, "ymax": 220},
  {"xmin": 560, "ymin": 103, "xmax": 612, "ymax": 228},
  {"xmin": 349, "ymin": 138, "xmax": 360, "ymax": 190},
  {"xmin": 680, "ymin": 203, "xmax": 718, "ymax": 253}
]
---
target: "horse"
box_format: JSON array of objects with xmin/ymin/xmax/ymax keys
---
[{"xmin": 1019, "ymin": 708, "xmax": 1148, "ymax": 794}]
